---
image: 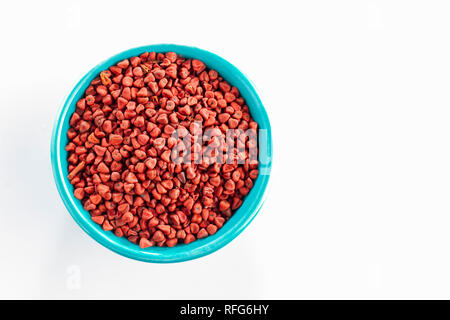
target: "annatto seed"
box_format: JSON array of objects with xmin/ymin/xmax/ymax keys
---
[
  {"xmin": 139, "ymin": 237, "xmax": 153, "ymax": 248},
  {"xmin": 207, "ymin": 224, "xmax": 218, "ymax": 235},
  {"xmin": 152, "ymin": 230, "xmax": 165, "ymax": 242},
  {"xmin": 92, "ymin": 216, "xmax": 105, "ymax": 225},
  {"xmin": 110, "ymin": 134, "xmax": 123, "ymax": 145},
  {"xmin": 197, "ymin": 228, "xmax": 208, "ymax": 239},
  {"xmin": 184, "ymin": 234, "xmax": 195, "ymax": 244},
  {"xmin": 66, "ymin": 52, "xmax": 259, "ymax": 247}
]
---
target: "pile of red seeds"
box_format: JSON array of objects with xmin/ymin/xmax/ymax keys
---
[{"xmin": 66, "ymin": 51, "xmax": 259, "ymax": 247}]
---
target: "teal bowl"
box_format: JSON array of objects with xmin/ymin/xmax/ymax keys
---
[{"xmin": 51, "ymin": 44, "xmax": 272, "ymax": 263}]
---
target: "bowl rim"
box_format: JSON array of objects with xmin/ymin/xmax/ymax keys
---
[{"xmin": 51, "ymin": 44, "xmax": 272, "ymax": 263}]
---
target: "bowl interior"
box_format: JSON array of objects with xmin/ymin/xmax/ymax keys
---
[{"xmin": 51, "ymin": 44, "xmax": 272, "ymax": 263}]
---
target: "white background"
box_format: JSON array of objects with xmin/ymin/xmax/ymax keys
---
[{"xmin": 1, "ymin": 0, "xmax": 450, "ymax": 299}]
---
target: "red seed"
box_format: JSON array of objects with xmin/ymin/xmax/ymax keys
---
[
  {"xmin": 169, "ymin": 189, "xmax": 180, "ymax": 200},
  {"xmin": 224, "ymin": 92, "xmax": 236, "ymax": 102},
  {"xmin": 161, "ymin": 150, "xmax": 171, "ymax": 162},
  {"xmin": 93, "ymin": 145, "xmax": 107, "ymax": 156},
  {"xmin": 87, "ymin": 132, "xmax": 99, "ymax": 144},
  {"xmin": 166, "ymin": 66, "xmax": 177, "ymax": 79},
  {"xmin": 224, "ymin": 179, "xmax": 235, "ymax": 190},
  {"xmin": 219, "ymin": 200, "xmax": 230, "ymax": 212},
  {"xmin": 162, "ymin": 180, "xmax": 174, "ymax": 190},
  {"xmin": 96, "ymin": 184, "xmax": 109, "ymax": 197},
  {"xmin": 190, "ymin": 223, "xmax": 200, "ymax": 234},
  {"xmin": 117, "ymin": 59, "xmax": 130, "ymax": 68},
  {"xmin": 177, "ymin": 211, "xmax": 187, "ymax": 224},
  {"xmin": 97, "ymin": 162, "xmax": 109, "ymax": 174},
  {"xmin": 117, "ymin": 203, "xmax": 129, "ymax": 214},
  {"xmin": 152, "ymin": 230, "xmax": 165, "ymax": 242},
  {"xmin": 134, "ymin": 116, "xmax": 145, "ymax": 127},
  {"xmin": 156, "ymin": 183, "xmax": 167, "ymax": 194},
  {"xmin": 228, "ymin": 118, "xmax": 239, "ymax": 129},
  {"xmin": 102, "ymin": 220, "xmax": 113, "ymax": 231},
  {"xmin": 184, "ymin": 197, "xmax": 194, "ymax": 210},
  {"xmin": 85, "ymin": 95, "xmax": 95, "ymax": 106},
  {"xmin": 156, "ymin": 113, "xmax": 168, "ymax": 124},
  {"xmin": 110, "ymin": 134, "xmax": 123, "ymax": 146},
  {"xmin": 122, "ymin": 212, "xmax": 134, "ymax": 223},
  {"xmin": 92, "ymin": 215, "xmax": 105, "ymax": 225},
  {"xmin": 115, "ymin": 228, "xmax": 124, "ymax": 237},
  {"xmin": 218, "ymin": 113, "xmax": 230, "ymax": 123},
  {"xmin": 142, "ymin": 209, "xmax": 153, "ymax": 220},
  {"xmin": 184, "ymin": 234, "xmax": 195, "ymax": 244},
  {"xmin": 145, "ymin": 157, "xmax": 157, "ymax": 169},
  {"xmin": 214, "ymin": 217, "xmax": 225, "ymax": 228},
  {"xmin": 157, "ymin": 224, "xmax": 171, "ymax": 235},
  {"xmin": 122, "ymin": 76, "xmax": 133, "ymax": 87},
  {"xmin": 176, "ymin": 230, "xmax": 186, "ymax": 239},
  {"xmin": 197, "ymin": 228, "xmax": 208, "ymax": 239},
  {"xmin": 192, "ymin": 202, "xmax": 202, "ymax": 215},
  {"xmin": 165, "ymin": 238, "xmax": 178, "ymax": 247},
  {"xmin": 96, "ymin": 85, "xmax": 108, "ymax": 96},
  {"xmin": 139, "ymin": 237, "xmax": 153, "ymax": 248},
  {"xmin": 154, "ymin": 69, "xmax": 165, "ymax": 79},
  {"xmin": 207, "ymin": 224, "xmax": 218, "ymax": 235},
  {"xmin": 148, "ymin": 217, "xmax": 159, "ymax": 228},
  {"xmin": 249, "ymin": 169, "xmax": 259, "ymax": 179},
  {"xmin": 74, "ymin": 188, "xmax": 85, "ymax": 200},
  {"xmin": 153, "ymin": 137, "xmax": 166, "ymax": 149},
  {"xmin": 79, "ymin": 120, "xmax": 90, "ymax": 133},
  {"xmin": 125, "ymin": 172, "xmax": 138, "ymax": 183},
  {"xmin": 90, "ymin": 194, "xmax": 102, "ymax": 205},
  {"xmin": 192, "ymin": 59, "xmax": 206, "ymax": 73},
  {"xmin": 137, "ymin": 134, "xmax": 150, "ymax": 145}
]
